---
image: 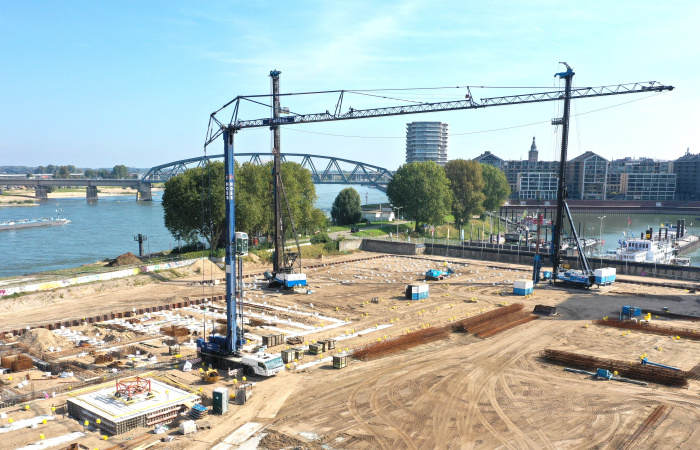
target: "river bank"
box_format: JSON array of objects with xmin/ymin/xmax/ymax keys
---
[{"xmin": 0, "ymin": 187, "xmax": 163, "ymax": 204}]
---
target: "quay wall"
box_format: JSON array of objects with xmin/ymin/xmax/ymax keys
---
[{"xmin": 358, "ymin": 239, "xmax": 700, "ymax": 282}]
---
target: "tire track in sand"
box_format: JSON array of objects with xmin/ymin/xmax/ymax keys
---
[
  {"xmin": 368, "ymin": 378, "xmax": 418, "ymax": 450},
  {"xmin": 457, "ymin": 320, "xmax": 568, "ymax": 449}
]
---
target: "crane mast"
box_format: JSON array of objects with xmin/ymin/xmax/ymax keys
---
[
  {"xmin": 270, "ymin": 70, "xmax": 284, "ymax": 275},
  {"xmin": 204, "ymin": 64, "xmax": 674, "ymax": 354},
  {"xmin": 552, "ymin": 63, "xmax": 573, "ymax": 281},
  {"xmin": 222, "ymin": 128, "xmax": 238, "ymax": 354}
]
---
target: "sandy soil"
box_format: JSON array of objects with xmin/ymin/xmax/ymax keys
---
[
  {"xmin": 0, "ymin": 186, "xmax": 163, "ymax": 204},
  {"xmin": 2, "ymin": 251, "xmax": 700, "ymax": 449}
]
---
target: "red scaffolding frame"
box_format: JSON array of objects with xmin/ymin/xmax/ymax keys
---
[{"xmin": 115, "ymin": 376, "xmax": 151, "ymax": 400}]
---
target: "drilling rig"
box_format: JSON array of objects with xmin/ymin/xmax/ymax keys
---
[{"xmin": 268, "ymin": 70, "xmax": 306, "ymax": 289}]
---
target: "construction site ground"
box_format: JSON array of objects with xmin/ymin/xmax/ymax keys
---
[{"xmin": 2, "ymin": 251, "xmax": 700, "ymax": 449}]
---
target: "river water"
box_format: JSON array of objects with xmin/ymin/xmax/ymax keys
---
[
  {"xmin": 0, "ymin": 185, "xmax": 389, "ymax": 278},
  {"xmin": 2, "ymin": 187, "xmax": 699, "ymax": 278}
]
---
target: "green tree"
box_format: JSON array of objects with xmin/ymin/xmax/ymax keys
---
[
  {"xmin": 445, "ymin": 159, "xmax": 485, "ymax": 224},
  {"xmin": 97, "ymin": 169, "xmax": 110, "ymax": 178},
  {"xmin": 278, "ymin": 161, "xmax": 323, "ymax": 236},
  {"xmin": 26, "ymin": 173, "xmax": 33, "ymax": 178},
  {"xmin": 162, "ymin": 162, "xmax": 225, "ymax": 249},
  {"xmin": 55, "ymin": 166, "xmax": 71, "ymax": 178},
  {"xmin": 46, "ymin": 165, "xmax": 57, "ymax": 175},
  {"xmin": 387, "ymin": 161, "xmax": 452, "ymax": 232},
  {"xmin": 84, "ymin": 169, "xmax": 96, "ymax": 178},
  {"xmin": 235, "ymin": 162, "xmax": 273, "ymax": 238},
  {"xmin": 162, "ymin": 161, "xmax": 325, "ymax": 250},
  {"xmin": 480, "ymin": 164, "xmax": 511, "ymax": 212},
  {"xmin": 111, "ymin": 165, "xmax": 129, "ymax": 179},
  {"xmin": 66, "ymin": 165, "xmax": 76, "ymax": 174},
  {"xmin": 331, "ymin": 187, "xmax": 362, "ymax": 225}
]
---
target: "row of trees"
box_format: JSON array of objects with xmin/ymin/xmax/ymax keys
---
[
  {"xmin": 162, "ymin": 161, "xmax": 326, "ymax": 250},
  {"xmin": 84, "ymin": 165, "xmax": 131, "ymax": 179},
  {"xmin": 386, "ymin": 160, "xmax": 510, "ymax": 231},
  {"xmin": 30, "ymin": 165, "xmax": 132, "ymax": 179},
  {"xmin": 34, "ymin": 165, "xmax": 77, "ymax": 175},
  {"xmin": 161, "ymin": 158, "xmax": 509, "ymax": 247}
]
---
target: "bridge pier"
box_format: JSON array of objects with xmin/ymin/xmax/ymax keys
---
[
  {"xmin": 136, "ymin": 182, "xmax": 152, "ymax": 201},
  {"xmin": 35, "ymin": 186, "xmax": 48, "ymax": 199},
  {"xmin": 86, "ymin": 186, "xmax": 98, "ymax": 202}
]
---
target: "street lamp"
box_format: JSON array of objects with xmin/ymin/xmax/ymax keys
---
[
  {"xmin": 393, "ymin": 206, "xmax": 403, "ymax": 240},
  {"xmin": 598, "ymin": 216, "xmax": 606, "ymax": 265}
]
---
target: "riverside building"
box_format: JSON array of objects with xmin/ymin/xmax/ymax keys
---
[{"xmin": 405, "ymin": 122, "xmax": 448, "ymax": 166}]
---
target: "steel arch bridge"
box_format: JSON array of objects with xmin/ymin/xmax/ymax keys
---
[{"xmin": 142, "ymin": 153, "xmax": 393, "ymax": 191}]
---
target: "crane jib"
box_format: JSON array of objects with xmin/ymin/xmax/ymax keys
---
[{"xmin": 227, "ymin": 83, "xmax": 673, "ymax": 131}]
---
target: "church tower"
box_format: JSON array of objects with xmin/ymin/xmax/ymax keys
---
[{"xmin": 528, "ymin": 136, "xmax": 538, "ymax": 163}]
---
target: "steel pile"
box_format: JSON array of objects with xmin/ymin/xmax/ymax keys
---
[
  {"xmin": 689, "ymin": 361, "xmax": 700, "ymax": 380},
  {"xmin": 594, "ymin": 318, "xmax": 700, "ymax": 340},
  {"xmin": 452, "ymin": 303, "xmax": 524, "ymax": 333},
  {"xmin": 542, "ymin": 349, "xmax": 692, "ymax": 387},
  {"xmin": 452, "ymin": 303, "xmax": 537, "ymax": 338},
  {"xmin": 353, "ymin": 326, "xmax": 450, "ymax": 361},
  {"xmin": 477, "ymin": 315, "xmax": 539, "ymax": 338},
  {"xmin": 618, "ymin": 404, "xmax": 669, "ymax": 450}
]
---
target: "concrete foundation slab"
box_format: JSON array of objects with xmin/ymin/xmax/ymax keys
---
[{"xmin": 66, "ymin": 377, "xmax": 200, "ymax": 435}]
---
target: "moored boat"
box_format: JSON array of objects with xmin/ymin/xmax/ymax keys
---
[{"xmin": 0, "ymin": 216, "xmax": 71, "ymax": 231}]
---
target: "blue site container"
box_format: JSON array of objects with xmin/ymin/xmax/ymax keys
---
[
  {"xmin": 513, "ymin": 287, "xmax": 533, "ymax": 296},
  {"xmin": 622, "ymin": 306, "xmax": 641, "ymax": 317},
  {"xmin": 596, "ymin": 368, "xmax": 613, "ymax": 379}
]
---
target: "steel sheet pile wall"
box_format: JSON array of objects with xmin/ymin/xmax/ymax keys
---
[
  {"xmin": 594, "ymin": 319, "xmax": 700, "ymax": 340},
  {"xmin": 353, "ymin": 326, "xmax": 450, "ymax": 360},
  {"xmin": 542, "ymin": 349, "xmax": 692, "ymax": 387}
]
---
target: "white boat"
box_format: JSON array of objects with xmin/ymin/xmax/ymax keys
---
[
  {"xmin": 618, "ymin": 238, "xmax": 675, "ymax": 264},
  {"xmin": 0, "ymin": 216, "xmax": 70, "ymax": 231},
  {"xmin": 670, "ymin": 257, "xmax": 691, "ymax": 267}
]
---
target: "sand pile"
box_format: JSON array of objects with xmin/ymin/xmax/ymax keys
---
[
  {"xmin": 244, "ymin": 252, "xmax": 261, "ymax": 263},
  {"xmin": 107, "ymin": 252, "xmax": 142, "ymax": 267},
  {"xmin": 189, "ymin": 259, "xmax": 225, "ymax": 278},
  {"xmin": 73, "ymin": 325, "xmax": 137, "ymax": 342},
  {"xmin": 17, "ymin": 328, "xmax": 72, "ymax": 353}
]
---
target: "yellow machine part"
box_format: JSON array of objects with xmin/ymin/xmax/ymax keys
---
[{"xmin": 201, "ymin": 369, "xmax": 220, "ymax": 383}]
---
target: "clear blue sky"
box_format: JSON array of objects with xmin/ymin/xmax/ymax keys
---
[{"xmin": 1, "ymin": 1, "xmax": 697, "ymax": 170}]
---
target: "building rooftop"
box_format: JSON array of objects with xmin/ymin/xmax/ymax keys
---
[
  {"xmin": 569, "ymin": 151, "xmax": 607, "ymax": 162},
  {"xmin": 67, "ymin": 377, "xmax": 199, "ymax": 424}
]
